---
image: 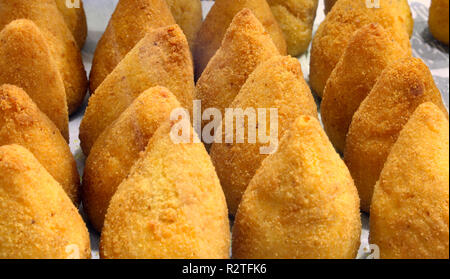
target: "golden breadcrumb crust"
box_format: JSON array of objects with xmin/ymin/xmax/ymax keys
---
[
  {"xmin": 55, "ymin": 0, "xmax": 87, "ymax": 48},
  {"xmin": 232, "ymin": 116, "xmax": 361, "ymax": 259},
  {"xmin": 309, "ymin": 0, "xmax": 413, "ymax": 97},
  {"xmin": 89, "ymin": 0, "xmax": 176, "ymax": 92},
  {"xmin": 267, "ymin": 0, "xmax": 319, "ymax": 56},
  {"xmin": 321, "ymin": 23, "xmax": 411, "ymax": 153},
  {"xmin": 345, "ymin": 58, "xmax": 449, "ymax": 212},
  {"xmin": 429, "ymin": 0, "xmax": 449, "ymax": 45},
  {"xmin": 193, "ymin": 0, "xmax": 287, "ymax": 77},
  {"xmin": 100, "ymin": 122, "xmax": 230, "ymax": 259},
  {"xmin": 195, "ymin": 9, "xmax": 280, "ymax": 126},
  {"xmin": 210, "ymin": 55, "xmax": 318, "ymax": 214},
  {"xmin": 166, "ymin": 0, "xmax": 202, "ymax": 48},
  {"xmin": 0, "ymin": 144, "xmax": 90, "ymax": 259},
  {"xmin": 83, "ymin": 87, "xmax": 181, "ymax": 232},
  {"xmin": 0, "ymin": 0, "xmax": 87, "ymax": 114},
  {"xmin": 370, "ymin": 103, "xmax": 449, "ymax": 259},
  {"xmin": 0, "ymin": 85, "xmax": 80, "ymax": 205},
  {"xmin": 80, "ymin": 24, "xmax": 193, "ymax": 155},
  {"xmin": 0, "ymin": 19, "xmax": 69, "ymax": 140}
]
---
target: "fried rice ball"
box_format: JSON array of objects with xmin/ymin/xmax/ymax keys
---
[
  {"xmin": 370, "ymin": 102, "xmax": 449, "ymax": 259},
  {"xmin": 100, "ymin": 122, "xmax": 230, "ymax": 259},
  {"xmin": 83, "ymin": 87, "xmax": 181, "ymax": 232},
  {"xmin": 232, "ymin": 116, "xmax": 361, "ymax": 259},
  {"xmin": 193, "ymin": 0, "xmax": 286, "ymax": 77},
  {"xmin": 0, "ymin": 144, "xmax": 90, "ymax": 259},
  {"xmin": 0, "ymin": 0, "xmax": 87, "ymax": 114},
  {"xmin": 210, "ymin": 55, "xmax": 318, "ymax": 215},
  {"xmin": 309, "ymin": 0, "xmax": 413, "ymax": 97},
  {"xmin": 80, "ymin": 25, "xmax": 193, "ymax": 155},
  {"xmin": 428, "ymin": 0, "xmax": 449, "ymax": 45},
  {"xmin": 344, "ymin": 58, "xmax": 448, "ymax": 212},
  {"xmin": 321, "ymin": 23, "xmax": 411, "ymax": 153},
  {"xmin": 0, "ymin": 84, "xmax": 80, "ymax": 205},
  {"xmin": 89, "ymin": 0, "xmax": 176, "ymax": 92}
]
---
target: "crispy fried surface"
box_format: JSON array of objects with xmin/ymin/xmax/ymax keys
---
[
  {"xmin": 232, "ymin": 116, "xmax": 361, "ymax": 259},
  {"xmin": 370, "ymin": 103, "xmax": 449, "ymax": 259},
  {"xmin": 0, "ymin": 19, "xmax": 69, "ymax": 140},
  {"xmin": 195, "ymin": 9, "xmax": 280, "ymax": 124},
  {"xmin": 100, "ymin": 122, "xmax": 230, "ymax": 259},
  {"xmin": 166, "ymin": 0, "xmax": 202, "ymax": 48},
  {"xmin": 210, "ymin": 56, "xmax": 318, "ymax": 215},
  {"xmin": 429, "ymin": 0, "xmax": 449, "ymax": 45},
  {"xmin": 89, "ymin": 0, "xmax": 175, "ymax": 92},
  {"xmin": 193, "ymin": 0, "xmax": 286, "ymax": 77},
  {"xmin": 80, "ymin": 25, "xmax": 193, "ymax": 155},
  {"xmin": 0, "ymin": 0, "xmax": 87, "ymax": 114},
  {"xmin": 344, "ymin": 58, "xmax": 449, "ymax": 212},
  {"xmin": 0, "ymin": 85, "xmax": 80, "ymax": 205},
  {"xmin": 55, "ymin": 0, "xmax": 87, "ymax": 48},
  {"xmin": 0, "ymin": 145, "xmax": 89, "ymax": 259},
  {"xmin": 309, "ymin": 0, "xmax": 413, "ymax": 97},
  {"xmin": 267, "ymin": 0, "xmax": 318, "ymax": 56},
  {"xmin": 83, "ymin": 87, "xmax": 181, "ymax": 232},
  {"xmin": 321, "ymin": 23, "xmax": 411, "ymax": 153}
]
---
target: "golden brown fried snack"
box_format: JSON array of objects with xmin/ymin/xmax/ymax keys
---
[
  {"xmin": 55, "ymin": 0, "xmax": 87, "ymax": 48},
  {"xmin": 309, "ymin": 0, "xmax": 413, "ymax": 97},
  {"xmin": 80, "ymin": 25, "xmax": 193, "ymax": 155},
  {"xmin": 0, "ymin": 0, "xmax": 87, "ymax": 114},
  {"xmin": 166, "ymin": 0, "xmax": 202, "ymax": 48},
  {"xmin": 321, "ymin": 23, "xmax": 411, "ymax": 153},
  {"xmin": 0, "ymin": 85, "xmax": 80, "ymax": 205},
  {"xmin": 100, "ymin": 122, "xmax": 230, "ymax": 259},
  {"xmin": 370, "ymin": 103, "xmax": 449, "ymax": 259},
  {"xmin": 210, "ymin": 56, "xmax": 318, "ymax": 215},
  {"xmin": 195, "ymin": 9, "xmax": 280, "ymax": 123},
  {"xmin": 83, "ymin": 87, "xmax": 181, "ymax": 232},
  {"xmin": 267, "ymin": 0, "xmax": 319, "ymax": 56},
  {"xmin": 232, "ymin": 116, "xmax": 361, "ymax": 259},
  {"xmin": 429, "ymin": 0, "xmax": 449, "ymax": 45},
  {"xmin": 344, "ymin": 58, "xmax": 448, "ymax": 212},
  {"xmin": 193, "ymin": 0, "xmax": 286, "ymax": 77},
  {"xmin": 0, "ymin": 145, "xmax": 90, "ymax": 259},
  {"xmin": 89, "ymin": 0, "xmax": 175, "ymax": 93},
  {"xmin": 0, "ymin": 20, "xmax": 69, "ymax": 140}
]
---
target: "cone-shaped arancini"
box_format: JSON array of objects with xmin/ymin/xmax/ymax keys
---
[
  {"xmin": 428, "ymin": 0, "xmax": 449, "ymax": 45},
  {"xmin": 89, "ymin": 0, "xmax": 176, "ymax": 93},
  {"xmin": 83, "ymin": 87, "xmax": 181, "ymax": 232},
  {"xmin": 232, "ymin": 116, "xmax": 361, "ymax": 259},
  {"xmin": 309, "ymin": 0, "xmax": 413, "ymax": 97},
  {"xmin": 344, "ymin": 58, "xmax": 448, "ymax": 212},
  {"xmin": 195, "ymin": 9, "xmax": 280, "ymax": 121},
  {"xmin": 0, "ymin": 0, "xmax": 87, "ymax": 114},
  {"xmin": 55, "ymin": 0, "xmax": 87, "ymax": 48},
  {"xmin": 267, "ymin": 0, "xmax": 319, "ymax": 56},
  {"xmin": 80, "ymin": 25, "xmax": 193, "ymax": 155},
  {"xmin": 166, "ymin": 0, "xmax": 202, "ymax": 48},
  {"xmin": 210, "ymin": 56, "xmax": 318, "ymax": 215},
  {"xmin": 0, "ymin": 85, "xmax": 80, "ymax": 205},
  {"xmin": 100, "ymin": 122, "xmax": 230, "ymax": 259},
  {"xmin": 0, "ymin": 19, "xmax": 69, "ymax": 140},
  {"xmin": 370, "ymin": 103, "xmax": 449, "ymax": 259},
  {"xmin": 193, "ymin": 0, "xmax": 286, "ymax": 77},
  {"xmin": 0, "ymin": 145, "xmax": 90, "ymax": 259},
  {"xmin": 321, "ymin": 23, "xmax": 411, "ymax": 153}
]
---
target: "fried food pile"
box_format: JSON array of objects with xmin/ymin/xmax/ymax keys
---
[
  {"xmin": 0, "ymin": 0, "xmax": 88, "ymax": 114},
  {"xmin": 0, "ymin": 0, "xmax": 448, "ymax": 260}
]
